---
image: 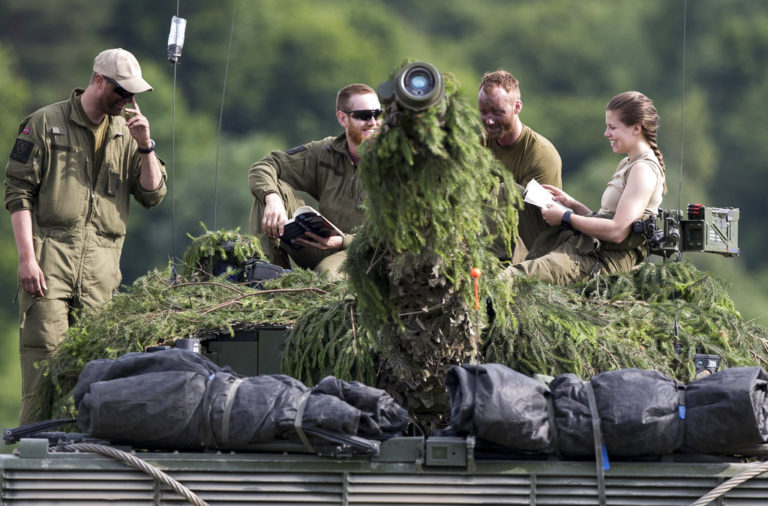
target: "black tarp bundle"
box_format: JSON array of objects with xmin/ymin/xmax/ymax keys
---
[
  {"xmin": 683, "ymin": 366, "xmax": 768, "ymax": 454},
  {"xmin": 446, "ymin": 363, "xmax": 768, "ymax": 456},
  {"xmin": 73, "ymin": 349, "xmax": 408, "ymax": 451},
  {"xmin": 549, "ymin": 369, "xmax": 684, "ymax": 456},
  {"xmin": 445, "ymin": 363, "xmax": 553, "ymax": 453}
]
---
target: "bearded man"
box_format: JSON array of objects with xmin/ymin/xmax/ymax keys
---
[
  {"xmin": 4, "ymin": 48, "xmax": 166, "ymax": 424},
  {"xmin": 249, "ymin": 83, "xmax": 381, "ymax": 274},
  {"xmin": 478, "ymin": 70, "xmax": 562, "ymax": 257}
]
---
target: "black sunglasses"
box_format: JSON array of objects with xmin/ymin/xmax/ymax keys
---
[
  {"xmin": 102, "ymin": 75, "xmax": 134, "ymax": 100},
  {"xmin": 344, "ymin": 109, "xmax": 382, "ymax": 121}
]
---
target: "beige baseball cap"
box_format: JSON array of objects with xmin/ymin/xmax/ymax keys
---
[{"xmin": 93, "ymin": 48, "xmax": 153, "ymax": 94}]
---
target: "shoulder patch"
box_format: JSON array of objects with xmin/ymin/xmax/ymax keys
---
[
  {"xmin": 284, "ymin": 145, "xmax": 307, "ymax": 156},
  {"xmin": 10, "ymin": 138, "xmax": 34, "ymax": 163}
]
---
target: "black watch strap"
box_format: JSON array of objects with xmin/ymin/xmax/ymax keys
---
[
  {"xmin": 561, "ymin": 210, "xmax": 573, "ymax": 229},
  {"xmin": 137, "ymin": 139, "xmax": 156, "ymax": 154}
]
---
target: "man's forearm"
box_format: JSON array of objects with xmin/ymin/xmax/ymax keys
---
[
  {"xmin": 249, "ymin": 161, "xmax": 281, "ymax": 202},
  {"xmin": 139, "ymin": 152, "xmax": 164, "ymax": 191},
  {"xmin": 11, "ymin": 209, "xmax": 35, "ymax": 262}
]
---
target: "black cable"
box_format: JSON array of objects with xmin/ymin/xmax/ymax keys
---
[{"xmin": 212, "ymin": 0, "xmax": 238, "ymax": 230}]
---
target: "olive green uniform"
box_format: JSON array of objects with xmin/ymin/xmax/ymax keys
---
[
  {"xmin": 485, "ymin": 124, "xmax": 562, "ymax": 189},
  {"xmin": 507, "ymin": 221, "xmax": 648, "ymax": 284},
  {"xmin": 248, "ymin": 133, "xmax": 363, "ymax": 273},
  {"xmin": 485, "ymin": 124, "xmax": 562, "ymax": 260},
  {"xmin": 4, "ymin": 89, "xmax": 167, "ymax": 424},
  {"xmin": 509, "ymin": 153, "xmax": 665, "ymax": 284}
]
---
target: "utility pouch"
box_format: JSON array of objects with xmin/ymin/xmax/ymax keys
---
[
  {"xmin": 107, "ymin": 170, "xmax": 120, "ymax": 197},
  {"xmin": 575, "ymin": 233, "xmax": 601, "ymax": 255}
]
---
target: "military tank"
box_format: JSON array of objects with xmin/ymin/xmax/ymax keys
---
[{"xmin": 3, "ymin": 60, "xmax": 767, "ymax": 506}]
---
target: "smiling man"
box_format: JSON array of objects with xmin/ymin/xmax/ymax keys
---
[
  {"xmin": 478, "ymin": 70, "xmax": 562, "ymax": 259},
  {"xmin": 4, "ymin": 48, "xmax": 167, "ymax": 424},
  {"xmin": 249, "ymin": 83, "xmax": 381, "ymax": 274}
]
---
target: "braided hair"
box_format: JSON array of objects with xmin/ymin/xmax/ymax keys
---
[{"xmin": 607, "ymin": 91, "xmax": 667, "ymax": 193}]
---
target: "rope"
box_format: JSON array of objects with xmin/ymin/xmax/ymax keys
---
[
  {"xmin": 61, "ymin": 442, "xmax": 209, "ymax": 506},
  {"xmin": 689, "ymin": 459, "xmax": 768, "ymax": 506}
]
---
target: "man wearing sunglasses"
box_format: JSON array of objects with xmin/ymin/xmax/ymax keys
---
[
  {"xmin": 249, "ymin": 83, "xmax": 381, "ymax": 274},
  {"xmin": 4, "ymin": 48, "xmax": 166, "ymax": 424}
]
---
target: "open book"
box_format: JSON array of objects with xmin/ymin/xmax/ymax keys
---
[
  {"xmin": 279, "ymin": 206, "xmax": 342, "ymax": 250},
  {"xmin": 523, "ymin": 179, "xmax": 569, "ymax": 211}
]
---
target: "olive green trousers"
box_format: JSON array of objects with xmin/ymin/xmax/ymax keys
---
[
  {"xmin": 17, "ymin": 287, "xmax": 108, "ymax": 425},
  {"xmin": 249, "ymin": 180, "xmax": 347, "ymax": 276}
]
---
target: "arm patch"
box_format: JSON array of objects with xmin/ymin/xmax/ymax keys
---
[
  {"xmin": 284, "ymin": 145, "xmax": 307, "ymax": 156},
  {"xmin": 10, "ymin": 138, "xmax": 34, "ymax": 163}
]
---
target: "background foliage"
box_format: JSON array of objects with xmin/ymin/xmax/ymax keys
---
[{"xmin": 1, "ymin": 0, "xmax": 767, "ymax": 434}]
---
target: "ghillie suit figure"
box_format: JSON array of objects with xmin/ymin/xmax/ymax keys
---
[{"xmin": 346, "ymin": 61, "xmax": 519, "ymax": 427}]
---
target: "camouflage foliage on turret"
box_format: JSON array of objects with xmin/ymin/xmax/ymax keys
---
[
  {"xmin": 345, "ymin": 61, "xmax": 520, "ymax": 420},
  {"xmin": 180, "ymin": 225, "xmax": 264, "ymax": 279},
  {"xmin": 40, "ymin": 63, "xmax": 768, "ymax": 433},
  {"xmin": 483, "ymin": 261, "xmax": 768, "ymax": 381}
]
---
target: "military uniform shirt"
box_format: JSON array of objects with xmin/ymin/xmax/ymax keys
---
[
  {"xmin": 4, "ymin": 88, "xmax": 168, "ymax": 300},
  {"xmin": 484, "ymin": 124, "xmax": 562, "ymax": 188},
  {"xmin": 249, "ymin": 133, "xmax": 365, "ymax": 237}
]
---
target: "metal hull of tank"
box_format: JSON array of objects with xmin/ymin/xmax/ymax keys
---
[{"xmin": 2, "ymin": 436, "xmax": 767, "ymax": 505}]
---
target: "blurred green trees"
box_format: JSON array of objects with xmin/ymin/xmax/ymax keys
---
[{"xmin": 1, "ymin": 0, "xmax": 768, "ymax": 431}]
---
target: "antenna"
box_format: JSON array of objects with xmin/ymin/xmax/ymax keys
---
[
  {"xmin": 677, "ymin": 0, "xmax": 687, "ymax": 239},
  {"xmin": 672, "ymin": 0, "xmax": 687, "ymax": 360},
  {"xmin": 213, "ymin": 0, "xmax": 239, "ymax": 230},
  {"xmin": 167, "ymin": 7, "xmax": 187, "ymax": 283}
]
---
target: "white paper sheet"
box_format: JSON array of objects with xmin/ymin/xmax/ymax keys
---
[{"xmin": 523, "ymin": 179, "xmax": 569, "ymax": 211}]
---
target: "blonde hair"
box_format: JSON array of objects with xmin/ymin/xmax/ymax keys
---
[{"xmin": 479, "ymin": 70, "xmax": 520, "ymax": 101}]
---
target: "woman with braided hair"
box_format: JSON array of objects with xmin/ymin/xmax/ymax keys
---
[{"xmin": 509, "ymin": 91, "xmax": 666, "ymax": 284}]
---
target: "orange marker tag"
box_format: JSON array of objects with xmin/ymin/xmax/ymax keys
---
[{"xmin": 470, "ymin": 267, "xmax": 482, "ymax": 311}]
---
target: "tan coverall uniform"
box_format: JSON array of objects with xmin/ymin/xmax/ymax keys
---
[
  {"xmin": 4, "ymin": 89, "xmax": 167, "ymax": 424},
  {"xmin": 248, "ymin": 133, "xmax": 364, "ymax": 274}
]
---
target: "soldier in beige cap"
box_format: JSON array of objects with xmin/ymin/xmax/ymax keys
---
[{"xmin": 4, "ymin": 48, "xmax": 167, "ymax": 424}]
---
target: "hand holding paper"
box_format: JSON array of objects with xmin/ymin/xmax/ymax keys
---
[{"xmin": 523, "ymin": 179, "xmax": 570, "ymax": 211}]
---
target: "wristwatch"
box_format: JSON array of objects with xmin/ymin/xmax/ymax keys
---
[
  {"xmin": 561, "ymin": 210, "xmax": 573, "ymax": 229},
  {"xmin": 137, "ymin": 139, "xmax": 156, "ymax": 154}
]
